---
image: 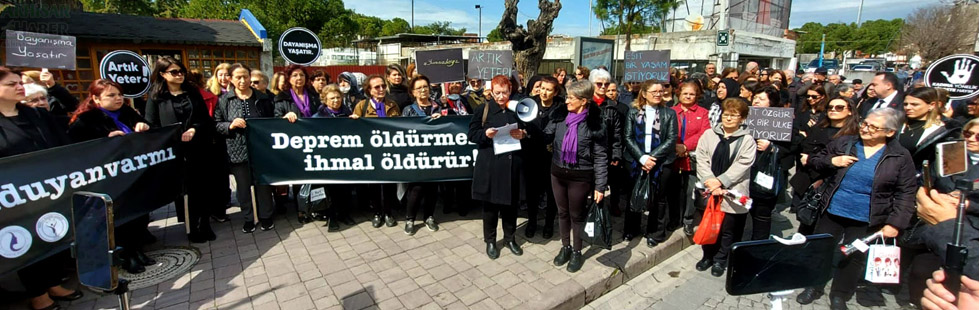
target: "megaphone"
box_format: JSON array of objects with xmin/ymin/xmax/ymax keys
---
[{"xmin": 507, "ymin": 98, "xmax": 539, "ymax": 122}]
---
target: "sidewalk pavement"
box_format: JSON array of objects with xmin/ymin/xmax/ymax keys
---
[
  {"xmin": 584, "ymin": 209, "xmax": 915, "ymax": 310},
  {"xmin": 32, "ymin": 201, "xmax": 693, "ymax": 310}
]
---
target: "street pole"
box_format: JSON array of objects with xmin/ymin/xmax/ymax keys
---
[
  {"xmin": 411, "ymin": 0, "xmax": 415, "ymax": 32},
  {"xmin": 818, "ymin": 33, "xmax": 826, "ymax": 68},
  {"xmin": 475, "ymin": 4, "xmax": 482, "ymax": 43},
  {"xmin": 856, "ymin": 0, "xmax": 864, "ymax": 25},
  {"xmin": 589, "ymin": 0, "xmax": 593, "ymax": 36}
]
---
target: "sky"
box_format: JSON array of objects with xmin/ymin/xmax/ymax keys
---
[{"xmin": 342, "ymin": 0, "xmax": 946, "ymax": 37}]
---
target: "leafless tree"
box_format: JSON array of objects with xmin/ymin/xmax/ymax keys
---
[
  {"xmin": 899, "ymin": 3, "xmax": 979, "ymax": 61},
  {"xmin": 497, "ymin": 0, "xmax": 561, "ymax": 80}
]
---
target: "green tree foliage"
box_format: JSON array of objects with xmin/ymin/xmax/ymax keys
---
[
  {"xmin": 792, "ymin": 19, "xmax": 903, "ymax": 56},
  {"xmin": 593, "ymin": 0, "xmax": 681, "ymax": 50},
  {"xmin": 79, "ymin": 0, "xmax": 467, "ymax": 48},
  {"xmin": 486, "ymin": 28, "xmax": 504, "ymax": 42}
]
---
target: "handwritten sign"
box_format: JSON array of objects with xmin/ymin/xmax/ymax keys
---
[
  {"xmin": 467, "ymin": 50, "xmax": 513, "ymax": 80},
  {"xmin": 417, "ymin": 48, "xmax": 464, "ymax": 84},
  {"xmin": 99, "ymin": 50, "xmax": 151, "ymax": 98},
  {"xmin": 5, "ymin": 30, "xmax": 76, "ymax": 70},
  {"xmin": 623, "ymin": 50, "xmax": 670, "ymax": 83},
  {"xmin": 745, "ymin": 107, "xmax": 795, "ymax": 142}
]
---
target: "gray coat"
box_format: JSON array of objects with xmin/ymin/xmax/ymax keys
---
[{"xmin": 695, "ymin": 124, "xmax": 756, "ymax": 214}]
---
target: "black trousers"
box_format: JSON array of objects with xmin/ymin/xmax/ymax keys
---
[
  {"xmin": 813, "ymin": 213, "xmax": 879, "ymax": 299},
  {"xmin": 625, "ymin": 166, "xmax": 674, "ymax": 242},
  {"xmin": 326, "ymin": 184, "xmax": 352, "ymax": 218},
  {"xmin": 405, "ymin": 183, "xmax": 437, "ymax": 220},
  {"xmin": 749, "ymin": 196, "xmax": 777, "ymax": 240},
  {"xmin": 607, "ymin": 163, "xmax": 630, "ymax": 213},
  {"xmin": 701, "ymin": 211, "xmax": 748, "ymax": 265},
  {"xmin": 440, "ymin": 181, "xmax": 472, "ymax": 214},
  {"xmin": 483, "ymin": 200, "xmax": 518, "ymax": 243},
  {"xmin": 551, "ymin": 169, "xmax": 593, "ymax": 251},
  {"xmin": 229, "ymin": 162, "xmax": 274, "ymax": 221},
  {"xmin": 908, "ymin": 251, "xmax": 942, "ymax": 303},
  {"xmin": 115, "ymin": 215, "xmax": 151, "ymax": 250},
  {"xmin": 527, "ymin": 171, "xmax": 557, "ymax": 230},
  {"xmin": 18, "ymin": 251, "xmax": 69, "ymax": 297},
  {"xmin": 677, "ymin": 170, "xmax": 704, "ymax": 227},
  {"xmin": 366, "ymin": 184, "xmax": 399, "ymax": 217}
]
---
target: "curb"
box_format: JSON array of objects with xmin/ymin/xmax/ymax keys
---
[{"xmin": 527, "ymin": 232, "xmax": 694, "ymax": 309}]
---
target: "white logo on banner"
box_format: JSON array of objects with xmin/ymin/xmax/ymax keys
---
[
  {"xmin": 35, "ymin": 212, "xmax": 69, "ymax": 243},
  {"xmin": 0, "ymin": 226, "xmax": 33, "ymax": 258}
]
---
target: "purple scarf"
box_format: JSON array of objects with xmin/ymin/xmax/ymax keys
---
[
  {"xmin": 290, "ymin": 89, "xmax": 311, "ymax": 117},
  {"xmin": 561, "ymin": 108, "xmax": 589, "ymax": 165},
  {"xmin": 98, "ymin": 107, "xmax": 133, "ymax": 134},
  {"xmin": 371, "ymin": 98, "xmax": 387, "ymax": 118}
]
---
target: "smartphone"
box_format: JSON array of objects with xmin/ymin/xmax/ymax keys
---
[
  {"xmin": 71, "ymin": 192, "xmax": 117, "ymax": 291},
  {"xmin": 921, "ymin": 160, "xmax": 932, "ymax": 192},
  {"xmin": 936, "ymin": 141, "xmax": 968, "ymax": 177}
]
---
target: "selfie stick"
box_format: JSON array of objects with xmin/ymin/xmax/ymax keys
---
[
  {"xmin": 109, "ymin": 248, "xmax": 133, "ymax": 310},
  {"xmin": 942, "ymin": 178, "xmax": 972, "ymax": 301}
]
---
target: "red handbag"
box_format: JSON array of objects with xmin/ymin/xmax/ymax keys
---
[{"xmin": 693, "ymin": 196, "xmax": 726, "ymax": 245}]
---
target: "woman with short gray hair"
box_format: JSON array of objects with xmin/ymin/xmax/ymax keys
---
[{"xmin": 796, "ymin": 107, "xmax": 916, "ymax": 307}]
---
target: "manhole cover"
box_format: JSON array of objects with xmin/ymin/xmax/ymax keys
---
[{"xmin": 120, "ymin": 247, "xmax": 200, "ymax": 290}]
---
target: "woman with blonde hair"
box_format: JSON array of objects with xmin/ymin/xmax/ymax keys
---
[{"xmin": 207, "ymin": 63, "xmax": 232, "ymax": 95}]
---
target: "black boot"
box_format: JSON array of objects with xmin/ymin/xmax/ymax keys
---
[
  {"xmin": 567, "ymin": 250, "xmax": 584, "ymax": 272},
  {"xmin": 134, "ymin": 249, "xmax": 157, "ymax": 266},
  {"xmin": 541, "ymin": 222, "xmax": 554, "ymax": 239},
  {"xmin": 120, "ymin": 250, "xmax": 145, "ymax": 274},
  {"xmin": 553, "ymin": 246, "xmax": 572, "ymax": 266},
  {"xmin": 796, "ymin": 287, "xmax": 824, "ymax": 305}
]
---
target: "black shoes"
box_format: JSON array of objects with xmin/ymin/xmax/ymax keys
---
[
  {"xmin": 49, "ymin": 290, "xmax": 83, "ymax": 302},
  {"xmin": 622, "ymin": 233, "xmax": 636, "ymax": 242},
  {"xmin": 695, "ymin": 258, "xmax": 713, "ymax": 271},
  {"xmin": 211, "ymin": 213, "xmax": 229, "ymax": 223},
  {"xmin": 134, "ymin": 250, "xmax": 156, "ymax": 266},
  {"xmin": 683, "ymin": 224, "xmax": 695, "ymax": 237},
  {"xmin": 372, "ymin": 214, "xmax": 383, "ymax": 228},
  {"xmin": 796, "ymin": 287, "xmax": 824, "ymax": 305},
  {"xmin": 259, "ymin": 219, "xmax": 275, "ymax": 231},
  {"xmin": 646, "ymin": 237, "xmax": 659, "ymax": 248},
  {"xmin": 242, "ymin": 221, "xmax": 256, "ymax": 233},
  {"xmin": 524, "ymin": 222, "xmax": 536, "ymax": 238},
  {"xmin": 327, "ymin": 218, "xmax": 340, "ymax": 232},
  {"xmin": 486, "ymin": 242, "xmax": 500, "ymax": 260},
  {"xmin": 553, "ymin": 246, "xmax": 572, "ymax": 266},
  {"xmin": 121, "ymin": 251, "xmax": 145, "ymax": 274},
  {"xmin": 506, "ymin": 240, "xmax": 523, "ymax": 256},
  {"xmin": 297, "ymin": 213, "xmax": 313, "ymax": 224},
  {"xmin": 188, "ymin": 232, "xmax": 208, "ymax": 243},
  {"xmin": 425, "ymin": 217, "xmax": 439, "ymax": 231},
  {"xmin": 830, "ymin": 296, "xmax": 848, "ymax": 310},
  {"xmin": 710, "ymin": 262, "xmax": 725, "ymax": 277},
  {"xmin": 567, "ymin": 251, "xmax": 584, "ymax": 273},
  {"xmin": 541, "ymin": 224, "xmax": 554, "ymax": 239},
  {"xmin": 404, "ymin": 220, "xmax": 416, "ymax": 235},
  {"xmin": 384, "ymin": 215, "xmax": 396, "ymax": 227}
]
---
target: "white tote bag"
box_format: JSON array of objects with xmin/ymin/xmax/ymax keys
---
[{"xmin": 864, "ymin": 238, "xmax": 901, "ymax": 284}]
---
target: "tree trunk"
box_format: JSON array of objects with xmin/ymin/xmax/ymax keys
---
[{"xmin": 498, "ymin": 0, "xmax": 562, "ymax": 81}]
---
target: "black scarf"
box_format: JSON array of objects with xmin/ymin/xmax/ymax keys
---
[{"xmin": 710, "ymin": 134, "xmax": 742, "ymax": 176}]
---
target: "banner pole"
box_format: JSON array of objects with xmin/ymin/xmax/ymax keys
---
[
  {"xmin": 183, "ymin": 194, "xmax": 191, "ymax": 234},
  {"xmin": 250, "ymin": 185, "xmax": 258, "ymax": 224}
]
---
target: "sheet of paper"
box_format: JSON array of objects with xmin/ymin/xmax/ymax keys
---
[{"xmin": 492, "ymin": 123, "xmax": 522, "ymax": 155}]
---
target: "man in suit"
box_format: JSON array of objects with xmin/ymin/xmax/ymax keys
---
[{"xmin": 861, "ymin": 72, "xmax": 904, "ymax": 117}]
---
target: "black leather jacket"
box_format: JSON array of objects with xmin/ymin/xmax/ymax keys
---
[
  {"xmin": 599, "ymin": 101, "xmax": 625, "ymax": 162},
  {"xmin": 623, "ymin": 105, "xmax": 679, "ymax": 167},
  {"xmin": 544, "ymin": 103, "xmax": 609, "ymax": 191}
]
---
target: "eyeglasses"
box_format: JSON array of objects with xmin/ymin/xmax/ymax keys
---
[
  {"xmin": 964, "ymin": 130, "xmax": 979, "ymax": 139},
  {"xmin": 721, "ymin": 113, "xmax": 742, "ymax": 119},
  {"xmin": 827, "ymin": 105, "xmax": 848, "ymax": 112},
  {"xmin": 646, "ymin": 90, "xmax": 664, "ymax": 94},
  {"xmin": 807, "ymin": 95, "xmax": 822, "ymax": 99},
  {"xmin": 414, "ymin": 86, "xmax": 429, "ymax": 92},
  {"xmin": 250, "ymin": 80, "xmax": 261, "ymax": 85},
  {"xmin": 594, "ymin": 82, "xmax": 609, "ymax": 87},
  {"xmin": 24, "ymin": 97, "xmax": 45, "ymax": 104},
  {"xmin": 860, "ymin": 121, "xmax": 885, "ymax": 133},
  {"xmin": 165, "ymin": 69, "xmax": 185, "ymax": 76},
  {"xmin": 371, "ymin": 85, "xmax": 386, "ymax": 90}
]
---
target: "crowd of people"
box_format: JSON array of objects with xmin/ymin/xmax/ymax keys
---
[{"xmin": 1, "ymin": 57, "xmax": 978, "ymax": 310}]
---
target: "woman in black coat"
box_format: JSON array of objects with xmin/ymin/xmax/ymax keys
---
[
  {"xmin": 524, "ymin": 76, "xmax": 565, "ymax": 239},
  {"xmin": 385, "ymin": 64, "xmax": 412, "ymax": 109},
  {"xmin": 273, "ymin": 65, "xmax": 323, "ymax": 224},
  {"xmin": 747, "ymin": 86, "xmax": 794, "ymax": 240},
  {"xmin": 68, "ymin": 79, "xmax": 155, "ymax": 275},
  {"xmin": 213, "ymin": 63, "xmax": 276, "ymax": 233},
  {"xmin": 623, "ymin": 80, "xmax": 679, "ymax": 247},
  {"xmin": 0, "ymin": 67, "xmax": 83, "ymax": 310},
  {"xmin": 144, "ymin": 56, "xmax": 219, "ymax": 243},
  {"xmin": 796, "ymin": 108, "xmax": 916, "ymax": 307},
  {"xmin": 469, "ymin": 75, "xmax": 530, "ymax": 260},
  {"xmin": 543, "ymin": 80, "xmax": 608, "ymax": 273}
]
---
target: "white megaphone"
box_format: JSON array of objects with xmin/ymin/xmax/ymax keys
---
[{"xmin": 507, "ymin": 98, "xmax": 539, "ymax": 122}]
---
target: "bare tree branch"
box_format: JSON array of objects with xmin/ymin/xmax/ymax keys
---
[{"xmin": 497, "ymin": 0, "xmax": 562, "ymax": 80}]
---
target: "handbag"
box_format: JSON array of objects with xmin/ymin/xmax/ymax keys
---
[
  {"xmin": 629, "ymin": 171, "xmax": 652, "ymax": 212},
  {"xmin": 297, "ymin": 184, "xmax": 329, "ymax": 213},
  {"xmin": 584, "ymin": 199, "xmax": 613, "ymax": 250},
  {"xmin": 693, "ymin": 196, "xmax": 725, "ymax": 245},
  {"xmin": 750, "ymin": 147, "xmax": 783, "ymax": 200},
  {"xmin": 864, "ymin": 238, "xmax": 901, "ymax": 284},
  {"xmin": 794, "ymin": 182, "xmax": 826, "ymax": 226}
]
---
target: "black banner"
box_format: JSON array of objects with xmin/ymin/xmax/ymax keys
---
[
  {"xmin": 246, "ymin": 117, "xmax": 477, "ymax": 185},
  {"xmin": 0, "ymin": 126, "xmax": 182, "ymax": 276}
]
